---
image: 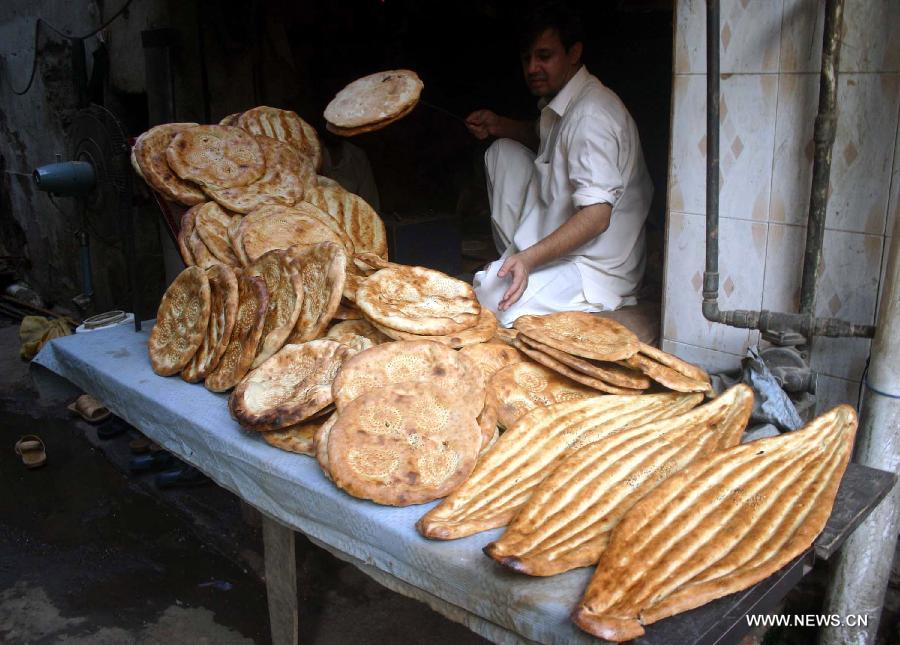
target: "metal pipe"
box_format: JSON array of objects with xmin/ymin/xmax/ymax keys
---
[
  {"xmin": 800, "ymin": 0, "xmax": 844, "ymax": 317},
  {"xmin": 820, "ymin": 220, "xmax": 900, "ymax": 644},
  {"xmin": 700, "ymin": 0, "xmax": 873, "ymax": 341}
]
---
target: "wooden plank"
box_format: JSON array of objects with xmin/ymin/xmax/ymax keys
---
[
  {"xmin": 815, "ymin": 463, "xmax": 897, "ymax": 560},
  {"xmin": 262, "ymin": 514, "xmax": 298, "ymax": 645}
]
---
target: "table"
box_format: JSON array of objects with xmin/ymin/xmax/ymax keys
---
[{"xmin": 32, "ymin": 323, "xmax": 896, "ymax": 645}]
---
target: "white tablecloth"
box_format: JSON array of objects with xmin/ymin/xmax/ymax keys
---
[{"xmin": 33, "ymin": 323, "xmax": 598, "ymax": 645}]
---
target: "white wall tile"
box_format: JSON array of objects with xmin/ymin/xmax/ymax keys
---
[
  {"xmin": 669, "ymin": 74, "xmax": 778, "ymax": 220},
  {"xmin": 839, "ymin": 0, "xmax": 900, "ymax": 73},
  {"xmin": 780, "ymin": 0, "xmax": 825, "ymax": 73},
  {"xmin": 769, "ymin": 73, "xmax": 818, "ymax": 225},
  {"xmin": 662, "ymin": 339, "xmax": 744, "ymax": 373},
  {"xmin": 762, "ymin": 223, "xmax": 806, "ymax": 313},
  {"xmin": 663, "ymin": 211, "xmax": 767, "ymax": 354},
  {"xmin": 826, "ymin": 73, "xmax": 900, "ymax": 234},
  {"xmin": 816, "ymin": 374, "xmax": 861, "ymax": 414},
  {"xmin": 674, "ymin": 0, "xmax": 784, "ymax": 74},
  {"xmin": 809, "ymin": 230, "xmax": 882, "ymax": 380}
]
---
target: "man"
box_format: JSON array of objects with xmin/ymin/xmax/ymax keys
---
[{"xmin": 466, "ymin": 3, "xmax": 653, "ymax": 327}]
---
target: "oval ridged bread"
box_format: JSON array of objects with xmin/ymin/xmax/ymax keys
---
[
  {"xmin": 245, "ymin": 249, "xmax": 304, "ymax": 368},
  {"xmin": 516, "ymin": 333, "xmax": 651, "ymax": 390},
  {"xmin": 205, "ymin": 135, "xmax": 315, "ymax": 213},
  {"xmin": 238, "ymin": 106, "xmax": 323, "ymax": 172},
  {"xmin": 489, "ymin": 361, "xmax": 602, "ymax": 430},
  {"xmin": 304, "ymin": 185, "xmax": 388, "ymax": 260},
  {"xmin": 332, "ymin": 339, "xmax": 483, "ymax": 416},
  {"xmin": 133, "ymin": 123, "xmax": 206, "ymax": 205},
  {"xmin": 572, "ymin": 405, "xmax": 858, "ymax": 642},
  {"xmin": 356, "ymin": 265, "xmax": 481, "ymax": 335},
  {"xmin": 181, "ymin": 264, "xmax": 239, "ymax": 383},
  {"xmin": 327, "ymin": 383, "xmax": 482, "ymax": 506},
  {"xmin": 372, "ymin": 307, "xmax": 498, "ymax": 349},
  {"xmin": 324, "ymin": 70, "xmax": 423, "ymax": 130},
  {"xmin": 231, "ymin": 339, "xmax": 355, "ymax": 431},
  {"xmin": 238, "ymin": 204, "xmax": 350, "ymax": 264},
  {"xmin": 416, "ymin": 392, "xmax": 704, "ymax": 540},
  {"xmin": 284, "ymin": 242, "xmax": 347, "ymax": 343},
  {"xmin": 195, "ymin": 202, "xmax": 241, "ymax": 266},
  {"xmin": 166, "ymin": 125, "xmax": 265, "ymax": 190},
  {"xmin": 205, "ymin": 273, "xmax": 269, "ymax": 392},
  {"xmin": 514, "ymin": 312, "xmax": 640, "ymax": 362},
  {"xmin": 148, "ymin": 266, "xmax": 211, "ymax": 376},
  {"xmin": 484, "ymin": 385, "xmax": 753, "ymax": 577},
  {"xmin": 219, "ymin": 112, "xmax": 242, "ymax": 126}
]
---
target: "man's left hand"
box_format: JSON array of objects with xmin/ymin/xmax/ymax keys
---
[{"xmin": 496, "ymin": 252, "xmax": 533, "ymax": 311}]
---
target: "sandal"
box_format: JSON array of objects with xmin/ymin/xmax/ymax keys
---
[
  {"xmin": 15, "ymin": 435, "xmax": 47, "ymax": 469},
  {"xmin": 67, "ymin": 394, "xmax": 111, "ymax": 423}
]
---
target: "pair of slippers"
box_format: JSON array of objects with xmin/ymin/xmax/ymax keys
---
[{"xmin": 15, "ymin": 436, "xmax": 47, "ymax": 469}]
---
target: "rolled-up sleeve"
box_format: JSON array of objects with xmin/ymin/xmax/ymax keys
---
[{"xmin": 564, "ymin": 113, "xmax": 624, "ymax": 210}]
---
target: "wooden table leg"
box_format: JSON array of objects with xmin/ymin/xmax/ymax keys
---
[{"xmin": 262, "ymin": 514, "xmax": 298, "ymax": 645}]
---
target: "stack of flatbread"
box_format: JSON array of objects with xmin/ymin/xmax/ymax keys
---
[
  {"xmin": 353, "ymin": 263, "xmax": 497, "ymax": 349},
  {"xmin": 324, "ymin": 70, "xmax": 424, "ymax": 136},
  {"xmin": 512, "ymin": 312, "xmax": 712, "ymax": 394},
  {"xmin": 321, "ymin": 340, "xmax": 490, "ymax": 505}
]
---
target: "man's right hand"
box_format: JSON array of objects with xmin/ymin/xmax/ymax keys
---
[{"xmin": 465, "ymin": 109, "xmax": 499, "ymax": 140}]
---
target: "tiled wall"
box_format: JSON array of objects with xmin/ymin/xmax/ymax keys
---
[{"xmin": 662, "ymin": 0, "xmax": 900, "ymax": 412}]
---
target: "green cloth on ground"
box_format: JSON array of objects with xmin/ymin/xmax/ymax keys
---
[{"xmin": 20, "ymin": 316, "xmax": 74, "ymax": 360}]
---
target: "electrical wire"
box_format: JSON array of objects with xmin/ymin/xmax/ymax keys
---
[{"xmin": 8, "ymin": 0, "xmax": 135, "ymax": 96}]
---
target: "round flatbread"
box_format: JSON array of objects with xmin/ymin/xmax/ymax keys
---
[
  {"xmin": 166, "ymin": 125, "xmax": 265, "ymax": 190},
  {"xmin": 512, "ymin": 338, "xmax": 644, "ymax": 395},
  {"xmin": 195, "ymin": 202, "xmax": 241, "ymax": 266},
  {"xmin": 332, "ymin": 340, "xmax": 482, "ymax": 416},
  {"xmin": 324, "ymin": 70, "xmax": 423, "ymax": 130},
  {"xmin": 219, "ymin": 112, "xmax": 242, "ymax": 126},
  {"xmin": 228, "ymin": 215, "xmax": 250, "ymax": 267},
  {"xmin": 621, "ymin": 353, "xmax": 712, "ymax": 393},
  {"xmin": 372, "ymin": 307, "xmax": 497, "ymax": 349},
  {"xmin": 516, "ymin": 333, "xmax": 651, "ymax": 390},
  {"xmin": 230, "ymin": 339, "xmax": 355, "ymax": 431},
  {"xmin": 189, "ymin": 227, "xmax": 219, "ymax": 269},
  {"xmin": 261, "ymin": 414, "xmax": 332, "ymax": 456},
  {"xmin": 177, "ymin": 207, "xmax": 199, "ymax": 266},
  {"xmin": 489, "ymin": 361, "xmax": 603, "ymax": 430},
  {"xmin": 514, "ymin": 313, "xmax": 640, "ymax": 362},
  {"xmin": 245, "ymin": 249, "xmax": 305, "ymax": 368},
  {"xmin": 637, "ymin": 342, "xmax": 711, "ymax": 384},
  {"xmin": 205, "ymin": 273, "xmax": 269, "ymax": 392},
  {"xmin": 326, "ymin": 319, "xmax": 390, "ymax": 346},
  {"xmin": 333, "ymin": 299, "xmax": 362, "ymax": 320},
  {"xmin": 327, "ymin": 383, "xmax": 481, "ymax": 506},
  {"xmin": 148, "ymin": 266, "xmax": 211, "ymax": 376},
  {"xmin": 238, "ymin": 204, "xmax": 350, "ymax": 264},
  {"xmin": 238, "ymin": 106, "xmax": 323, "ymax": 172},
  {"xmin": 134, "ymin": 123, "xmax": 207, "ymax": 206},
  {"xmin": 315, "ymin": 412, "xmax": 339, "ymax": 479},
  {"xmin": 325, "ymin": 99, "xmax": 418, "ymax": 137},
  {"xmin": 304, "ymin": 185, "xmax": 388, "ymax": 260},
  {"xmin": 356, "ymin": 265, "xmax": 480, "ymax": 335},
  {"xmin": 284, "ymin": 242, "xmax": 347, "ymax": 343},
  {"xmin": 205, "ymin": 135, "xmax": 315, "ymax": 213},
  {"xmin": 459, "ymin": 341, "xmax": 528, "ymax": 382},
  {"xmin": 181, "ymin": 264, "xmax": 239, "ymax": 383}
]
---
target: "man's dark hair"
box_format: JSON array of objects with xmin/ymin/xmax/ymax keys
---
[{"xmin": 517, "ymin": 1, "xmax": 585, "ymax": 53}]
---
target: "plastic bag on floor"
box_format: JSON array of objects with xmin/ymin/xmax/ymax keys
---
[{"xmin": 20, "ymin": 316, "xmax": 73, "ymax": 361}]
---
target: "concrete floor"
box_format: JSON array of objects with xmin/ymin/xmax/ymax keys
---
[{"xmin": 0, "ymin": 319, "xmax": 487, "ymax": 645}]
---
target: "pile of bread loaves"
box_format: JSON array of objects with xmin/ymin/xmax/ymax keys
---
[{"xmin": 137, "ymin": 94, "xmax": 858, "ymax": 640}]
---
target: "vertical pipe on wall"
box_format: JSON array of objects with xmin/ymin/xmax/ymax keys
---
[
  {"xmin": 702, "ymin": 0, "xmax": 720, "ymax": 314},
  {"xmin": 820, "ymin": 227, "xmax": 900, "ymax": 644},
  {"xmin": 798, "ymin": 0, "xmax": 844, "ymax": 318}
]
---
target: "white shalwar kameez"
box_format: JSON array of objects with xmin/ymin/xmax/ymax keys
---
[{"xmin": 473, "ymin": 65, "xmax": 653, "ymax": 327}]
